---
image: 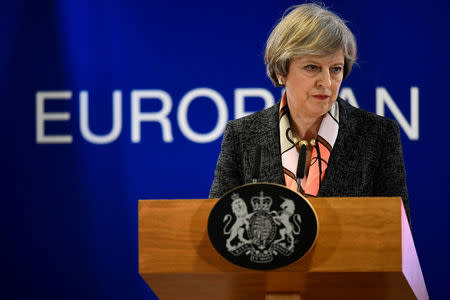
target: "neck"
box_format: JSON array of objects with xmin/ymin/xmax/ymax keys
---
[{"xmin": 290, "ymin": 114, "xmax": 324, "ymax": 141}]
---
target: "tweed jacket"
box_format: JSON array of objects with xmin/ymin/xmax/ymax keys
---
[{"xmin": 209, "ymin": 98, "xmax": 410, "ymax": 221}]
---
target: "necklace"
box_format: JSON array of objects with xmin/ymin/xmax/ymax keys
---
[
  {"xmin": 292, "ymin": 137, "xmax": 316, "ymax": 149},
  {"xmin": 288, "ymin": 125, "xmax": 317, "ymax": 149}
]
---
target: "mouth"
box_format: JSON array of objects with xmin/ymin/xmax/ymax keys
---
[{"xmin": 312, "ymin": 94, "xmax": 330, "ymax": 100}]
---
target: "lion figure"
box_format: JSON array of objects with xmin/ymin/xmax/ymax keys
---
[
  {"xmin": 273, "ymin": 197, "xmax": 302, "ymax": 250},
  {"xmin": 223, "ymin": 194, "xmax": 251, "ymax": 251}
]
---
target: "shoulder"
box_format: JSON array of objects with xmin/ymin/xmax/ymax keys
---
[
  {"xmin": 227, "ymin": 102, "xmax": 279, "ymax": 132},
  {"xmin": 222, "ymin": 101, "xmax": 280, "ymax": 149},
  {"xmin": 220, "ymin": 101, "xmax": 279, "ymax": 147},
  {"xmin": 338, "ymin": 98, "xmax": 399, "ymax": 135}
]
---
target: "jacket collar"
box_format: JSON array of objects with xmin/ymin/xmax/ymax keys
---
[
  {"xmin": 318, "ymin": 98, "xmax": 360, "ymax": 196},
  {"xmin": 249, "ymin": 102, "xmax": 284, "ymax": 185},
  {"xmin": 247, "ymin": 98, "xmax": 358, "ymax": 191}
]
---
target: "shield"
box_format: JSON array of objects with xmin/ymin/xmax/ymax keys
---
[{"xmin": 208, "ymin": 182, "xmax": 319, "ymax": 270}]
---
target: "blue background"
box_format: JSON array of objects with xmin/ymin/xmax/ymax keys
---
[{"xmin": 1, "ymin": 0, "xmax": 448, "ymax": 299}]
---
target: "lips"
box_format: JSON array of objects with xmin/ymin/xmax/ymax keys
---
[{"xmin": 312, "ymin": 94, "xmax": 330, "ymax": 100}]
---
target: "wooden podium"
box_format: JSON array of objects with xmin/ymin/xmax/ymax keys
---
[{"xmin": 139, "ymin": 197, "xmax": 428, "ymax": 300}]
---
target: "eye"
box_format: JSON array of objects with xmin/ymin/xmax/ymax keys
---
[
  {"xmin": 304, "ymin": 65, "xmax": 319, "ymax": 71},
  {"xmin": 331, "ymin": 66, "xmax": 343, "ymax": 73}
]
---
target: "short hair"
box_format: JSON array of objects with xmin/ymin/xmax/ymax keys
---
[{"xmin": 264, "ymin": 3, "xmax": 357, "ymax": 86}]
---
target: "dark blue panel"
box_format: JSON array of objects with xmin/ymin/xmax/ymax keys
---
[{"xmin": 1, "ymin": 0, "xmax": 448, "ymax": 299}]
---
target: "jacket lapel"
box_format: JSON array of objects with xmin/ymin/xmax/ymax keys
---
[
  {"xmin": 249, "ymin": 102, "xmax": 284, "ymax": 185},
  {"xmin": 318, "ymin": 99, "xmax": 358, "ymax": 196},
  {"xmin": 245, "ymin": 98, "xmax": 358, "ymax": 192}
]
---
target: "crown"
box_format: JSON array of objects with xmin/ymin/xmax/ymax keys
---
[
  {"xmin": 251, "ymin": 191, "xmax": 272, "ymax": 211},
  {"xmin": 231, "ymin": 193, "xmax": 241, "ymax": 201}
]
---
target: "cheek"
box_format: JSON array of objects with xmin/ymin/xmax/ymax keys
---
[
  {"xmin": 287, "ymin": 85, "xmax": 309, "ymax": 101},
  {"xmin": 332, "ymin": 81, "xmax": 343, "ymax": 93}
]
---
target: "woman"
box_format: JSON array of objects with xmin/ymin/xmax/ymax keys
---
[{"xmin": 209, "ymin": 4, "xmax": 410, "ymax": 223}]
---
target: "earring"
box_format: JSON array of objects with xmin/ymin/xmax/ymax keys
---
[{"xmin": 278, "ymin": 78, "xmax": 284, "ymax": 86}]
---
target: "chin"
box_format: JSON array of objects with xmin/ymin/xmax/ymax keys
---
[{"xmin": 309, "ymin": 105, "xmax": 331, "ymax": 118}]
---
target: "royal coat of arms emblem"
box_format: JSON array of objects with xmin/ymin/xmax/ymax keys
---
[
  {"xmin": 208, "ymin": 183, "xmax": 318, "ymax": 270},
  {"xmin": 223, "ymin": 192, "xmax": 302, "ymax": 263}
]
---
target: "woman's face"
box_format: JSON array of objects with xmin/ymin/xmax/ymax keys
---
[{"xmin": 282, "ymin": 50, "xmax": 345, "ymax": 122}]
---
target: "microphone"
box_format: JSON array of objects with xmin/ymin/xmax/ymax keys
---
[
  {"xmin": 251, "ymin": 145, "xmax": 262, "ymax": 183},
  {"xmin": 296, "ymin": 141, "xmax": 307, "ymax": 192}
]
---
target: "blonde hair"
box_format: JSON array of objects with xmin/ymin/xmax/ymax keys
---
[{"xmin": 265, "ymin": 3, "xmax": 357, "ymax": 86}]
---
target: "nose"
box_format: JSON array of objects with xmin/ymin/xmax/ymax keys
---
[{"xmin": 317, "ymin": 69, "xmax": 331, "ymax": 88}]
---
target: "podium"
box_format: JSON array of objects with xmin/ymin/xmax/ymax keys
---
[{"xmin": 139, "ymin": 197, "xmax": 428, "ymax": 299}]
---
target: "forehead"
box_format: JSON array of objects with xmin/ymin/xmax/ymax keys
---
[{"xmin": 293, "ymin": 50, "xmax": 345, "ymax": 64}]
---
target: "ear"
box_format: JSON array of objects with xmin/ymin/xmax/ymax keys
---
[{"xmin": 276, "ymin": 73, "xmax": 285, "ymax": 86}]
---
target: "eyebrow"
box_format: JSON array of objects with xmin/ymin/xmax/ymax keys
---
[{"xmin": 301, "ymin": 59, "xmax": 344, "ymax": 65}]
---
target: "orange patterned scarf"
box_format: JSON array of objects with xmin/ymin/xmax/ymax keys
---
[{"xmin": 279, "ymin": 94, "xmax": 339, "ymax": 196}]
